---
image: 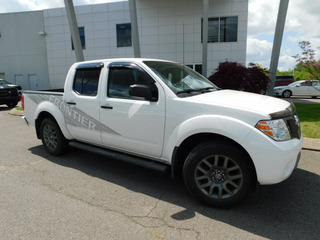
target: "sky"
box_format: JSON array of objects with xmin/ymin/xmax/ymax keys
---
[{"xmin": 0, "ymin": 0, "xmax": 319, "ymax": 71}]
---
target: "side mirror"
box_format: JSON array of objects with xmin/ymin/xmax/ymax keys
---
[{"xmin": 129, "ymin": 84, "xmax": 155, "ymax": 101}]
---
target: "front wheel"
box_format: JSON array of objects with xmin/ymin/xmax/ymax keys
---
[
  {"xmin": 183, "ymin": 142, "xmax": 254, "ymax": 207},
  {"xmin": 40, "ymin": 118, "xmax": 68, "ymax": 156},
  {"xmin": 282, "ymin": 90, "xmax": 292, "ymax": 98}
]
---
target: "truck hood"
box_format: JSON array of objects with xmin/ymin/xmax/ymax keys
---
[{"xmin": 189, "ymin": 90, "xmax": 292, "ymax": 118}]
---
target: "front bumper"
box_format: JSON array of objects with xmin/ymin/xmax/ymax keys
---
[
  {"xmin": 273, "ymin": 90, "xmax": 282, "ymax": 96},
  {"xmin": 243, "ymin": 128, "xmax": 303, "ymax": 185}
]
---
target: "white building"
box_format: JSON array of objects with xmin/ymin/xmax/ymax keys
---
[{"xmin": 0, "ymin": 0, "xmax": 248, "ymax": 90}]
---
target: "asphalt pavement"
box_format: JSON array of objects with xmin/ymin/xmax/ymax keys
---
[
  {"xmin": 1, "ymin": 101, "xmax": 319, "ymax": 240},
  {"xmin": 0, "ymin": 106, "xmax": 320, "ymax": 240}
]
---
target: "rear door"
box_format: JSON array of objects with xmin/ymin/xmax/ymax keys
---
[
  {"xmin": 99, "ymin": 62, "xmax": 165, "ymax": 158},
  {"xmin": 64, "ymin": 62, "xmax": 103, "ymax": 144}
]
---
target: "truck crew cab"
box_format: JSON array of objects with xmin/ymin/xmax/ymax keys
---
[{"xmin": 22, "ymin": 58, "xmax": 303, "ymax": 207}]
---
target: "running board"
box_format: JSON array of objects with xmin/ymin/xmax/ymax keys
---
[{"xmin": 69, "ymin": 141, "xmax": 170, "ymax": 173}]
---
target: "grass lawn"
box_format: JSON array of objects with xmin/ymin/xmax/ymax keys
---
[{"xmin": 294, "ymin": 103, "xmax": 320, "ymax": 139}]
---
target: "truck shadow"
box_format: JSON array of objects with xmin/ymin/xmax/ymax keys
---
[{"xmin": 29, "ymin": 145, "xmax": 319, "ymax": 239}]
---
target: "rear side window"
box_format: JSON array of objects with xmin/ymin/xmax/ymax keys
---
[{"xmin": 73, "ymin": 68, "xmax": 101, "ymax": 96}]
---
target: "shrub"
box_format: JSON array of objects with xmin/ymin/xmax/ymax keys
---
[{"xmin": 208, "ymin": 62, "xmax": 270, "ymax": 94}]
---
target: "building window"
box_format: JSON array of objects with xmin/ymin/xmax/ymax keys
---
[
  {"xmin": 116, "ymin": 23, "xmax": 132, "ymax": 47},
  {"xmin": 71, "ymin": 27, "xmax": 86, "ymax": 50},
  {"xmin": 186, "ymin": 64, "xmax": 202, "ymax": 75},
  {"xmin": 201, "ymin": 16, "xmax": 238, "ymax": 43}
]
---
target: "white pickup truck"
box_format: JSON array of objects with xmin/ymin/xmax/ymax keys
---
[{"xmin": 22, "ymin": 58, "xmax": 303, "ymax": 207}]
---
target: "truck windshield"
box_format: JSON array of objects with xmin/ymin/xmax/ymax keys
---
[{"xmin": 143, "ymin": 61, "xmax": 218, "ymax": 97}]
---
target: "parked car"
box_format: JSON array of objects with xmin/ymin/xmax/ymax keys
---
[
  {"xmin": 0, "ymin": 85, "xmax": 21, "ymax": 108},
  {"xmin": 274, "ymin": 80, "xmax": 320, "ymax": 98},
  {"xmin": 274, "ymin": 75, "xmax": 294, "ymax": 87},
  {"xmin": 0, "ymin": 79, "xmax": 22, "ymax": 96}
]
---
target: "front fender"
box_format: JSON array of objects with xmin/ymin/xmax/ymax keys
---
[{"xmin": 162, "ymin": 115, "xmax": 254, "ymax": 162}]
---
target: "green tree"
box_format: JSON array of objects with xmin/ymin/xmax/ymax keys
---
[{"xmin": 292, "ymin": 41, "xmax": 320, "ymax": 80}]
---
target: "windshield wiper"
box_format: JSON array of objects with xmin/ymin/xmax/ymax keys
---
[{"xmin": 176, "ymin": 87, "xmax": 216, "ymax": 95}]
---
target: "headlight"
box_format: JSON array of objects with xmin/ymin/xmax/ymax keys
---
[{"xmin": 256, "ymin": 119, "xmax": 291, "ymax": 141}]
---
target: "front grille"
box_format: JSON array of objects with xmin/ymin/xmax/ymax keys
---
[{"xmin": 285, "ymin": 114, "xmax": 302, "ymax": 139}]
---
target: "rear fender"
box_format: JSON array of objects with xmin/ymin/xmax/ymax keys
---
[{"xmin": 34, "ymin": 99, "xmax": 72, "ymax": 140}]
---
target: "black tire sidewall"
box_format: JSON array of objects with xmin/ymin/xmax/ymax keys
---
[
  {"xmin": 282, "ymin": 90, "xmax": 291, "ymax": 98},
  {"xmin": 6, "ymin": 102, "xmax": 17, "ymax": 108},
  {"xmin": 40, "ymin": 118, "xmax": 67, "ymax": 156},
  {"xmin": 183, "ymin": 142, "xmax": 253, "ymax": 207}
]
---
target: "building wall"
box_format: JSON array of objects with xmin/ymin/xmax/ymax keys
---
[
  {"xmin": 44, "ymin": 0, "xmax": 248, "ymax": 88},
  {"xmin": 0, "ymin": 0, "xmax": 248, "ymax": 89},
  {"xmin": 0, "ymin": 11, "xmax": 50, "ymax": 90}
]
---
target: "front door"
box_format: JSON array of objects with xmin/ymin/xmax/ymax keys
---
[{"xmin": 99, "ymin": 63, "xmax": 165, "ymax": 158}]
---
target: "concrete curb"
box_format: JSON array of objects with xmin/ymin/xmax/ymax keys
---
[
  {"xmin": 302, "ymin": 138, "xmax": 320, "ymax": 151},
  {"xmin": 8, "ymin": 108, "xmax": 24, "ymax": 116}
]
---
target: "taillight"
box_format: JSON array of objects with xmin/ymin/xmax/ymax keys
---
[{"xmin": 21, "ymin": 95, "xmax": 25, "ymax": 110}]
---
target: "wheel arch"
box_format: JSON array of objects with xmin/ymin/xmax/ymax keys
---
[
  {"xmin": 35, "ymin": 111, "xmax": 72, "ymax": 140},
  {"xmin": 171, "ymin": 132, "xmax": 257, "ymax": 184}
]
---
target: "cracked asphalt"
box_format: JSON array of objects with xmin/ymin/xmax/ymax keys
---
[{"xmin": 1, "ymin": 105, "xmax": 319, "ymax": 240}]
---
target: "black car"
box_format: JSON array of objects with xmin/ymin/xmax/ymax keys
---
[
  {"xmin": 0, "ymin": 80, "xmax": 21, "ymax": 108},
  {"xmin": 0, "ymin": 79, "xmax": 22, "ymax": 96}
]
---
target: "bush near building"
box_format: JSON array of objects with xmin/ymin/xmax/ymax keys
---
[{"xmin": 208, "ymin": 62, "xmax": 270, "ymax": 94}]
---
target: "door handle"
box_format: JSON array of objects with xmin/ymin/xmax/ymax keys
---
[
  {"xmin": 67, "ymin": 102, "xmax": 76, "ymax": 105},
  {"xmin": 101, "ymin": 105, "xmax": 113, "ymax": 109}
]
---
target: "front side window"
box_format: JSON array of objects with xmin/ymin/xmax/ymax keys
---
[
  {"xmin": 108, "ymin": 66, "xmax": 158, "ymax": 100},
  {"xmin": 202, "ymin": 16, "xmax": 238, "ymax": 43},
  {"xmin": 144, "ymin": 61, "xmax": 218, "ymax": 97},
  {"xmin": 116, "ymin": 23, "xmax": 132, "ymax": 47},
  {"xmin": 73, "ymin": 68, "xmax": 101, "ymax": 96}
]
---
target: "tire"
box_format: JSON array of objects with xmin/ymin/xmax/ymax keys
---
[
  {"xmin": 40, "ymin": 118, "xmax": 68, "ymax": 156},
  {"xmin": 282, "ymin": 90, "xmax": 292, "ymax": 98},
  {"xmin": 311, "ymin": 96, "xmax": 317, "ymax": 99},
  {"xmin": 183, "ymin": 142, "xmax": 254, "ymax": 207},
  {"xmin": 6, "ymin": 102, "xmax": 17, "ymax": 108}
]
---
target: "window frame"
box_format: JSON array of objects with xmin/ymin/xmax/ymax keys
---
[
  {"xmin": 116, "ymin": 23, "xmax": 132, "ymax": 48},
  {"xmin": 71, "ymin": 26, "xmax": 86, "ymax": 50},
  {"xmin": 107, "ymin": 63, "xmax": 158, "ymax": 101},
  {"xmin": 72, "ymin": 65, "xmax": 102, "ymax": 97},
  {"xmin": 201, "ymin": 16, "xmax": 238, "ymax": 43}
]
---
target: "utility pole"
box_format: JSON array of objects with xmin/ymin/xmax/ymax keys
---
[
  {"xmin": 267, "ymin": 0, "xmax": 289, "ymax": 95},
  {"xmin": 202, "ymin": 0, "xmax": 209, "ymax": 77},
  {"xmin": 129, "ymin": 0, "xmax": 141, "ymax": 58},
  {"xmin": 64, "ymin": 0, "xmax": 84, "ymax": 62}
]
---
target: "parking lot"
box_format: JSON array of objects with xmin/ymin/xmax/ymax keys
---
[{"xmin": 0, "ymin": 105, "xmax": 319, "ymax": 240}]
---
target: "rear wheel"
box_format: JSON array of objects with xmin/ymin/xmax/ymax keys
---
[
  {"xmin": 6, "ymin": 102, "xmax": 17, "ymax": 108},
  {"xmin": 282, "ymin": 90, "xmax": 292, "ymax": 98},
  {"xmin": 311, "ymin": 96, "xmax": 317, "ymax": 99},
  {"xmin": 40, "ymin": 118, "xmax": 68, "ymax": 156},
  {"xmin": 183, "ymin": 142, "xmax": 254, "ymax": 207}
]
